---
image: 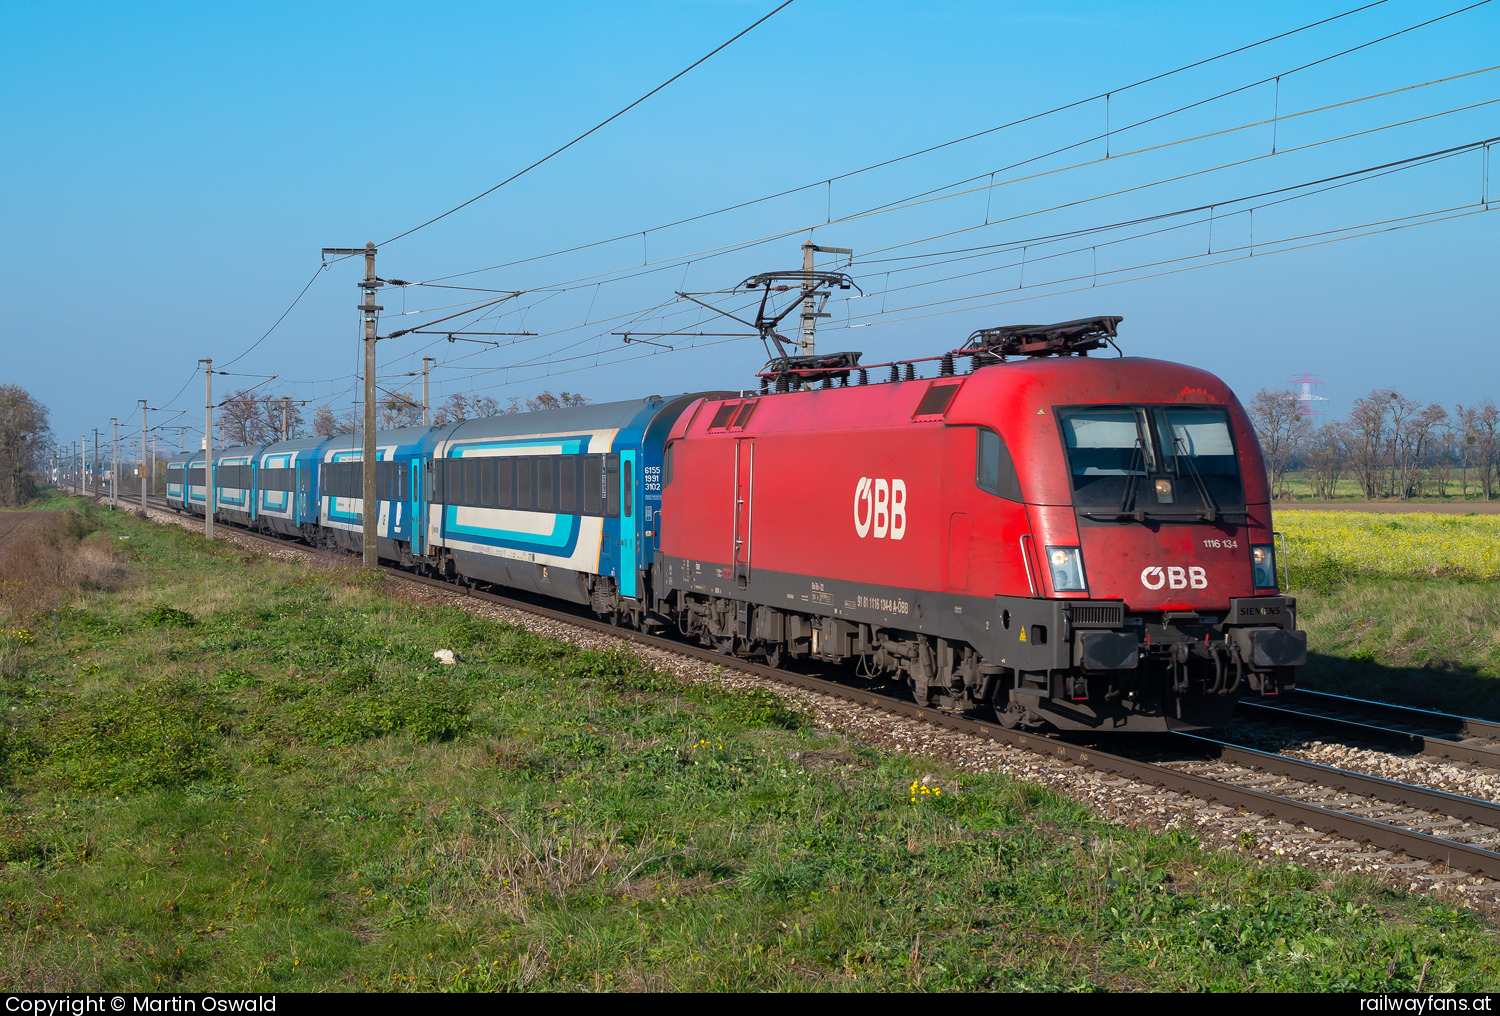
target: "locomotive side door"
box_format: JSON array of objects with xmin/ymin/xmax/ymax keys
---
[{"xmin": 733, "ymin": 439, "xmax": 753, "ymax": 588}]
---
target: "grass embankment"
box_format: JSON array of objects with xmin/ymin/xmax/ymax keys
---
[
  {"xmin": 0, "ymin": 500, "xmax": 1497, "ymax": 991},
  {"xmin": 1275, "ymin": 511, "xmax": 1500, "ymax": 715}
]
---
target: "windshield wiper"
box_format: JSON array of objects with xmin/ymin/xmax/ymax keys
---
[
  {"xmin": 1083, "ymin": 440, "xmax": 1146, "ymax": 522},
  {"xmin": 1173, "ymin": 437, "xmax": 1219, "ymax": 523}
]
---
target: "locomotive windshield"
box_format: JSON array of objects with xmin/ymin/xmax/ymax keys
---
[{"xmin": 1059, "ymin": 405, "xmax": 1245, "ymax": 519}]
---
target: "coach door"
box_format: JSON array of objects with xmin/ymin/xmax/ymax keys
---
[
  {"xmin": 619, "ymin": 449, "xmax": 638, "ymax": 598},
  {"xmin": 732, "ymin": 439, "xmax": 753, "ymax": 588}
]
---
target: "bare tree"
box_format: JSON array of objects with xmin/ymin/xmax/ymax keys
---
[
  {"xmin": 1346, "ymin": 389, "xmax": 1396, "ymax": 499},
  {"xmin": 1304, "ymin": 421, "xmax": 1347, "ymax": 500},
  {"xmin": 1429, "ymin": 416, "xmax": 1457, "ymax": 499},
  {"xmin": 1247, "ymin": 389, "xmax": 1310, "ymax": 499},
  {"xmin": 260, "ymin": 397, "xmax": 305, "ymax": 441},
  {"xmin": 312, "ymin": 404, "xmax": 356, "ymax": 437},
  {"xmin": 432, "ymin": 392, "xmax": 505, "ymax": 427},
  {"xmin": 525, "ymin": 390, "xmax": 590, "ymax": 413},
  {"xmin": 1392, "ymin": 400, "xmax": 1447, "ymax": 499},
  {"xmin": 1478, "ymin": 399, "xmax": 1500, "ymax": 501},
  {"xmin": 218, "ymin": 389, "xmax": 274, "ymax": 446},
  {"xmin": 379, "ymin": 391, "xmax": 424, "ymax": 430},
  {"xmin": 0, "ymin": 384, "xmax": 51, "ymax": 506}
]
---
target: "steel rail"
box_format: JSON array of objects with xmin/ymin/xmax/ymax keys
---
[
  {"xmin": 1239, "ymin": 699, "xmax": 1500, "ymax": 769},
  {"xmin": 1283, "ymin": 689, "xmax": 1500, "ymax": 740},
  {"xmin": 128, "ymin": 492, "xmax": 1500, "ymax": 878},
  {"xmin": 1169, "ymin": 731, "xmax": 1500, "ymax": 826}
]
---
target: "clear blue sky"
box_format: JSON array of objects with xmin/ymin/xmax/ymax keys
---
[{"xmin": 3, "ymin": 0, "xmax": 1496, "ymax": 455}]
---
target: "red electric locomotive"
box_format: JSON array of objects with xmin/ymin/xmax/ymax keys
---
[{"xmin": 651, "ymin": 316, "xmax": 1304, "ymax": 731}]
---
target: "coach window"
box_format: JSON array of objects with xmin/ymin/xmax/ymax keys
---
[
  {"xmin": 605, "ymin": 455, "xmax": 620, "ymax": 517},
  {"xmin": 559, "ymin": 455, "xmax": 577, "ymax": 514},
  {"xmin": 621, "ymin": 459, "xmax": 633, "ymax": 518},
  {"xmin": 479, "ymin": 459, "xmax": 495, "ymax": 508},
  {"xmin": 976, "ymin": 427, "xmax": 1022, "ymax": 501},
  {"xmin": 496, "ymin": 458, "xmax": 513, "ymax": 508},
  {"xmin": 580, "ymin": 455, "xmax": 603, "ymax": 514},
  {"xmin": 516, "ymin": 457, "xmax": 532, "ymax": 509},
  {"xmin": 537, "ymin": 457, "xmax": 556, "ymax": 512}
]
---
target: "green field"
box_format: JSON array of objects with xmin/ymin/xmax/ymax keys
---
[
  {"xmin": 1280, "ymin": 471, "xmax": 1498, "ymax": 503},
  {"xmin": 1, "ymin": 498, "xmax": 1499, "ymax": 991},
  {"xmin": 1274, "ymin": 510, "xmax": 1500, "ymax": 715}
]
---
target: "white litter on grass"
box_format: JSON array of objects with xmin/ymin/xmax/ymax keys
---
[{"xmin": 432, "ymin": 649, "xmax": 456, "ymax": 665}]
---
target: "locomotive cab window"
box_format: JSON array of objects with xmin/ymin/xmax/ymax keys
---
[
  {"xmin": 1151, "ymin": 406, "xmax": 1244, "ymax": 507},
  {"xmin": 975, "ymin": 427, "xmax": 1022, "ymax": 501},
  {"xmin": 1058, "ymin": 405, "xmax": 1244, "ymax": 515}
]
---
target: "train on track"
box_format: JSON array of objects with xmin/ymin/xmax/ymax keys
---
[{"xmin": 166, "ymin": 316, "xmax": 1304, "ymax": 731}]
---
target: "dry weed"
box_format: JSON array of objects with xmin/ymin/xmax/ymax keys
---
[{"xmin": 0, "ymin": 517, "xmax": 123, "ymax": 621}]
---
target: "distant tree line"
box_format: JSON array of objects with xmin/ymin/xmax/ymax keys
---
[
  {"xmin": 1248, "ymin": 389, "xmax": 1500, "ymax": 501},
  {"xmin": 215, "ymin": 389, "xmax": 590, "ymax": 444},
  {"xmin": 310, "ymin": 390, "xmax": 590, "ymax": 438}
]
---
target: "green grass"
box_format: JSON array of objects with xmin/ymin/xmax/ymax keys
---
[{"xmin": 1, "ymin": 499, "xmax": 1499, "ymax": 991}]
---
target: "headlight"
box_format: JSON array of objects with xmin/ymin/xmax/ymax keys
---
[
  {"xmin": 1046, "ymin": 546, "xmax": 1087, "ymax": 592},
  {"xmin": 1251, "ymin": 544, "xmax": 1277, "ymax": 589}
]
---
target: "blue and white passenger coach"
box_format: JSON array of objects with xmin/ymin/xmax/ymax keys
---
[
  {"xmin": 254, "ymin": 436, "xmax": 326, "ymax": 539},
  {"xmin": 212, "ymin": 444, "xmax": 265, "ymax": 527},
  {"xmin": 318, "ymin": 427, "xmax": 429, "ymax": 558},
  {"xmin": 423, "ymin": 395, "xmax": 721, "ymax": 615}
]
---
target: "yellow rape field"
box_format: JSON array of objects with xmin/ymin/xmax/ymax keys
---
[{"xmin": 1273, "ymin": 510, "xmax": 1500, "ymax": 579}]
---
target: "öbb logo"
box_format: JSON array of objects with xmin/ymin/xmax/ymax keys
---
[
  {"xmin": 1140, "ymin": 565, "xmax": 1207, "ymax": 590},
  {"xmin": 853, "ymin": 478, "xmax": 907, "ymax": 540}
]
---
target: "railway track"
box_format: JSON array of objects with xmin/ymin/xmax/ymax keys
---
[
  {"xmin": 1239, "ymin": 691, "xmax": 1500, "ymax": 769},
  {"xmin": 114, "ymin": 491, "xmax": 1500, "ymax": 882}
]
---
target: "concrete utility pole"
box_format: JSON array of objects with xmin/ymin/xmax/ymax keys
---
[
  {"xmin": 798, "ymin": 241, "xmax": 853, "ymax": 355},
  {"xmin": 202, "ymin": 358, "xmax": 215, "ymax": 540},
  {"xmin": 140, "ymin": 399, "xmax": 148, "ymax": 512},
  {"xmin": 81, "ymin": 433, "xmax": 88, "ymax": 495},
  {"xmin": 111, "ymin": 420, "xmax": 119, "ymax": 509},
  {"xmin": 360, "ymin": 244, "xmax": 379, "ymax": 568},
  {"xmin": 93, "ymin": 429, "xmax": 100, "ymax": 498},
  {"xmin": 323, "ymin": 244, "xmax": 381, "ymax": 568},
  {"xmin": 422, "ymin": 357, "xmax": 434, "ymax": 426},
  {"xmin": 281, "ymin": 397, "xmax": 289, "ymax": 441}
]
